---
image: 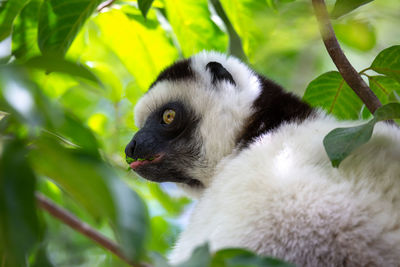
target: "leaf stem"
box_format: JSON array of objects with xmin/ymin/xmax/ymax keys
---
[
  {"xmin": 36, "ymin": 193, "xmax": 149, "ymax": 267},
  {"xmin": 312, "ymin": 0, "xmax": 381, "ymax": 114}
]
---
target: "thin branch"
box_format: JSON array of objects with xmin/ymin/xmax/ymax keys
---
[
  {"xmin": 97, "ymin": 0, "xmax": 117, "ymax": 12},
  {"xmin": 312, "ymin": 0, "xmax": 382, "ymax": 114},
  {"xmin": 209, "ymin": 0, "xmax": 247, "ymax": 62},
  {"xmin": 36, "ymin": 193, "xmax": 148, "ymax": 267}
]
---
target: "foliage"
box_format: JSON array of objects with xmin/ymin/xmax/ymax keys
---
[{"xmin": 0, "ymin": 0, "xmax": 399, "ymax": 266}]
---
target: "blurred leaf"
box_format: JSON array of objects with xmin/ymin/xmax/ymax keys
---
[
  {"xmin": 31, "ymin": 136, "xmax": 149, "ymax": 261},
  {"xmin": 108, "ymin": 177, "xmax": 150, "ymax": 261},
  {"xmin": 211, "ymin": 248, "xmax": 294, "ymax": 267},
  {"xmin": 368, "ymin": 75, "xmax": 400, "ymax": 104},
  {"xmin": 334, "ymin": 20, "xmax": 375, "ymax": 51},
  {"xmin": 0, "ymin": 66, "xmax": 44, "ymax": 128},
  {"xmin": 38, "ymin": 0, "xmax": 102, "ymax": 56},
  {"xmin": 138, "ymin": 0, "xmax": 154, "ymax": 18},
  {"xmin": 331, "ymin": 0, "xmax": 373, "ymax": 19},
  {"xmin": 371, "ymin": 45, "xmax": 400, "ymax": 83},
  {"xmin": 93, "ymin": 8, "xmax": 178, "ymax": 90},
  {"xmin": 30, "ymin": 137, "xmax": 115, "ymax": 220},
  {"xmin": 31, "ymin": 245, "xmax": 55, "ymax": 267},
  {"xmin": 0, "ymin": 139, "xmax": 42, "ymax": 267},
  {"xmin": 0, "ymin": 0, "xmax": 30, "ymax": 41},
  {"xmin": 303, "ymin": 71, "xmax": 364, "ymax": 120},
  {"xmin": 175, "ymin": 243, "xmax": 211, "ymax": 267},
  {"xmin": 0, "ymin": 66, "xmax": 100, "ymax": 155},
  {"xmin": 209, "ymin": 0, "xmax": 247, "ymax": 62},
  {"xmin": 12, "ymin": 0, "xmax": 41, "ymax": 60},
  {"xmin": 164, "ymin": 0, "xmax": 227, "ymax": 57},
  {"xmin": 324, "ymin": 103, "xmax": 400, "ymax": 167},
  {"xmin": 25, "ymin": 55, "xmax": 100, "ymax": 84},
  {"xmin": 148, "ymin": 183, "xmax": 190, "ymax": 216},
  {"xmin": 219, "ymin": 0, "xmax": 269, "ymax": 61},
  {"xmin": 150, "ymin": 252, "xmax": 170, "ymax": 267},
  {"xmin": 147, "ymin": 216, "xmax": 179, "ymax": 255}
]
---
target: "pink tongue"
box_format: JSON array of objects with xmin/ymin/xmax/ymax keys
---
[{"xmin": 130, "ymin": 161, "xmax": 147, "ymax": 170}]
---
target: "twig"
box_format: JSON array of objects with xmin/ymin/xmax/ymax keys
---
[
  {"xmin": 97, "ymin": 0, "xmax": 117, "ymax": 12},
  {"xmin": 36, "ymin": 193, "xmax": 148, "ymax": 267},
  {"xmin": 209, "ymin": 0, "xmax": 247, "ymax": 62},
  {"xmin": 312, "ymin": 0, "xmax": 382, "ymax": 114}
]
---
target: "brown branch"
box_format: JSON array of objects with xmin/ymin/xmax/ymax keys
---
[
  {"xmin": 97, "ymin": 0, "xmax": 117, "ymax": 12},
  {"xmin": 36, "ymin": 193, "xmax": 149, "ymax": 267},
  {"xmin": 312, "ymin": 0, "xmax": 382, "ymax": 114}
]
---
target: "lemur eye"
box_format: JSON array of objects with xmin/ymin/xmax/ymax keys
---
[{"xmin": 162, "ymin": 109, "xmax": 176, "ymax": 124}]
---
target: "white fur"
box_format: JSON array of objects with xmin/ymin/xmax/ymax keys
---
[
  {"xmin": 134, "ymin": 51, "xmax": 400, "ymax": 265},
  {"xmin": 169, "ymin": 116, "xmax": 400, "ymax": 266}
]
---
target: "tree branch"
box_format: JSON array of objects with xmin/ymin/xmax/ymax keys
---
[
  {"xmin": 36, "ymin": 193, "xmax": 148, "ymax": 267},
  {"xmin": 312, "ymin": 0, "xmax": 382, "ymax": 114},
  {"xmin": 97, "ymin": 0, "xmax": 117, "ymax": 12}
]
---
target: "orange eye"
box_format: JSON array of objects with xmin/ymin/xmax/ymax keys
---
[{"xmin": 162, "ymin": 109, "xmax": 176, "ymax": 124}]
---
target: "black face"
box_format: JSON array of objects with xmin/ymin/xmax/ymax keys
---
[{"xmin": 125, "ymin": 101, "xmax": 202, "ymax": 187}]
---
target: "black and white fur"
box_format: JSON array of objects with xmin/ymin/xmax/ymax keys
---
[{"xmin": 125, "ymin": 51, "xmax": 400, "ymax": 266}]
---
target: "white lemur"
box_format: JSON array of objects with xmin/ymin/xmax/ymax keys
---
[{"xmin": 125, "ymin": 51, "xmax": 400, "ymax": 266}]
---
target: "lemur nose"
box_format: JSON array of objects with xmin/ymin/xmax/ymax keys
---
[{"xmin": 125, "ymin": 140, "xmax": 136, "ymax": 158}]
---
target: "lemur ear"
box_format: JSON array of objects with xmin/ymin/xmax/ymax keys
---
[{"xmin": 206, "ymin": 61, "xmax": 236, "ymax": 86}]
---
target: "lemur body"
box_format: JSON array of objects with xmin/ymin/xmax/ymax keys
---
[{"xmin": 125, "ymin": 52, "xmax": 400, "ymax": 266}]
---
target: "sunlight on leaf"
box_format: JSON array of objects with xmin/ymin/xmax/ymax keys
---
[
  {"xmin": 331, "ymin": 0, "xmax": 374, "ymax": 19},
  {"xmin": 38, "ymin": 0, "xmax": 103, "ymax": 56},
  {"xmin": 165, "ymin": 0, "xmax": 227, "ymax": 57},
  {"xmin": 0, "ymin": 0, "xmax": 30, "ymax": 41}
]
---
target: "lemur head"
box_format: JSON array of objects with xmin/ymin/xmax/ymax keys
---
[{"xmin": 125, "ymin": 51, "xmax": 313, "ymax": 196}]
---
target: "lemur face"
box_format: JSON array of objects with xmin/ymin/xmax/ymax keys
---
[
  {"xmin": 125, "ymin": 52, "xmax": 261, "ymax": 192},
  {"xmin": 125, "ymin": 100, "xmax": 202, "ymax": 187}
]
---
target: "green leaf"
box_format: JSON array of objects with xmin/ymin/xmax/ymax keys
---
[
  {"xmin": 330, "ymin": 0, "xmax": 373, "ymax": 19},
  {"xmin": 148, "ymin": 183, "xmax": 190, "ymax": 216},
  {"xmin": 219, "ymin": 0, "xmax": 269, "ymax": 61},
  {"xmin": 373, "ymin": 103, "xmax": 400, "ymax": 121},
  {"xmin": 30, "ymin": 245, "xmax": 55, "ymax": 267},
  {"xmin": 333, "ymin": 20, "xmax": 376, "ymax": 51},
  {"xmin": 138, "ymin": 0, "xmax": 155, "ymax": 18},
  {"xmin": 164, "ymin": 0, "xmax": 227, "ymax": 57},
  {"xmin": 212, "ymin": 248, "xmax": 294, "ymax": 267},
  {"xmin": 176, "ymin": 243, "xmax": 211, "ymax": 267},
  {"xmin": 11, "ymin": 0, "xmax": 41, "ymax": 61},
  {"xmin": 371, "ymin": 45, "xmax": 400, "ymax": 83},
  {"xmin": 93, "ymin": 8, "xmax": 178, "ymax": 90},
  {"xmin": 323, "ymin": 120, "xmax": 375, "ymax": 167},
  {"xmin": 323, "ymin": 103, "xmax": 400, "ymax": 167},
  {"xmin": 0, "ymin": 139, "xmax": 42, "ymax": 267},
  {"xmin": 0, "ymin": 66, "xmax": 100, "ymax": 156},
  {"xmin": 0, "ymin": 0, "xmax": 30, "ymax": 41},
  {"xmin": 25, "ymin": 55, "xmax": 100, "ymax": 83},
  {"xmin": 109, "ymin": 176, "xmax": 150, "ymax": 261},
  {"xmin": 31, "ymin": 137, "xmax": 115, "ymax": 220},
  {"xmin": 31, "ymin": 137, "xmax": 149, "ymax": 261},
  {"xmin": 303, "ymin": 71, "xmax": 364, "ymax": 120},
  {"xmin": 209, "ymin": 0, "xmax": 247, "ymax": 62},
  {"xmin": 38, "ymin": 0, "xmax": 102, "ymax": 56},
  {"xmin": 368, "ymin": 75, "xmax": 400, "ymax": 104}
]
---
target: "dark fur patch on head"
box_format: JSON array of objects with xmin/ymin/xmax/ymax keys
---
[
  {"xmin": 206, "ymin": 61, "xmax": 236, "ymax": 86},
  {"xmin": 237, "ymin": 74, "xmax": 315, "ymax": 148},
  {"xmin": 150, "ymin": 58, "xmax": 194, "ymax": 88}
]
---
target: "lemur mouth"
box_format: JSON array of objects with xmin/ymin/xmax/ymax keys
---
[{"xmin": 126, "ymin": 154, "xmax": 164, "ymax": 170}]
